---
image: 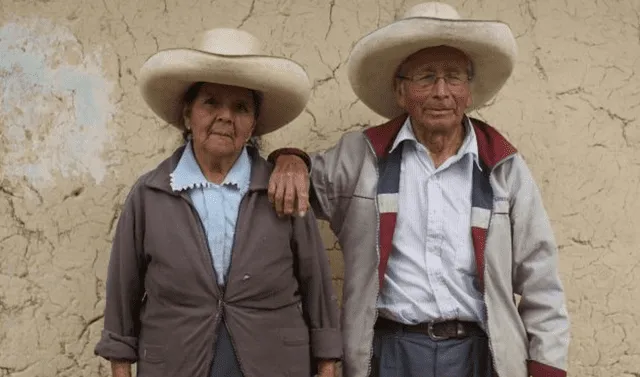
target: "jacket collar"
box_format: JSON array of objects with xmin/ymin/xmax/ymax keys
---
[
  {"xmin": 144, "ymin": 144, "xmax": 271, "ymax": 195},
  {"xmin": 389, "ymin": 115, "xmax": 482, "ymax": 170},
  {"xmin": 364, "ymin": 114, "xmax": 517, "ymax": 169}
]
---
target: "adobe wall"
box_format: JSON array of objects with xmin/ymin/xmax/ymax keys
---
[{"xmin": 1, "ymin": 0, "xmax": 638, "ymax": 375}]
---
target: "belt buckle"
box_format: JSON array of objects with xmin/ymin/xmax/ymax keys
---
[{"xmin": 427, "ymin": 321, "xmax": 449, "ymax": 341}]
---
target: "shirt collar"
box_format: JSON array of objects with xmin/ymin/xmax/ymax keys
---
[
  {"xmin": 169, "ymin": 140, "xmax": 252, "ymax": 192},
  {"xmin": 390, "ymin": 116, "xmax": 481, "ymax": 169}
]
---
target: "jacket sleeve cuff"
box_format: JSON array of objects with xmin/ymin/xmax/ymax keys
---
[
  {"xmin": 310, "ymin": 328, "xmax": 342, "ymax": 360},
  {"xmin": 528, "ymin": 360, "xmax": 567, "ymax": 377},
  {"xmin": 94, "ymin": 329, "xmax": 139, "ymax": 362},
  {"xmin": 267, "ymin": 148, "xmax": 311, "ymax": 171}
]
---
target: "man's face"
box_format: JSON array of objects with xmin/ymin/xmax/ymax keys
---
[{"xmin": 394, "ymin": 46, "xmax": 473, "ymax": 133}]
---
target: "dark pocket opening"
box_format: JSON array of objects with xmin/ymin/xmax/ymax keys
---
[
  {"xmin": 278, "ymin": 327, "xmax": 310, "ymax": 346},
  {"xmin": 140, "ymin": 343, "xmax": 165, "ymax": 364}
]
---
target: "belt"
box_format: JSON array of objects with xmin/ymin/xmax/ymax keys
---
[{"xmin": 374, "ymin": 316, "xmax": 485, "ymax": 340}]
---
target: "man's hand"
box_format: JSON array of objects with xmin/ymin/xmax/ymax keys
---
[
  {"xmin": 317, "ymin": 359, "xmax": 337, "ymax": 377},
  {"xmin": 268, "ymin": 154, "xmax": 310, "ymax": 217},
  {"xmin": 110, "ymin": 361, "xmax": 132, "ymax": 377}
]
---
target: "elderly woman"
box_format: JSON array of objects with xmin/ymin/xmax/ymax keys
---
[{"xmin": 94, "ymin": 28, "xmax": 341, "ymax": 377}]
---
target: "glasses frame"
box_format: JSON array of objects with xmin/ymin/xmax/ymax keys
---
[{"xmin": 396, "ymin": 72, "xmax": 471, "ymax": 91}]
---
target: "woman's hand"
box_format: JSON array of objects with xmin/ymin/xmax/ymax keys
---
[{"xmin": 317, "ymin": 359, "xmax": 337, "ymax": 377}]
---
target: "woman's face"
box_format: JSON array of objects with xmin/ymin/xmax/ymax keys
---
[{"xmin": 185, "ymin": 82, "xmax": 257, "ymax": 160}]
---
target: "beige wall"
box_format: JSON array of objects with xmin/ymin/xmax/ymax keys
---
[{"xmin": 0, "ymin": 0, "xmax": 639, "ymax": 376}]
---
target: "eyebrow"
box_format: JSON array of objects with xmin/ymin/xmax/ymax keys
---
[
  {"xmin": 412, "ymin": 66, "xmax": 467, "ymax": 73},
  {"xmin": 200, "ymin": 92, "xmax": 253, "ymax": 103}
]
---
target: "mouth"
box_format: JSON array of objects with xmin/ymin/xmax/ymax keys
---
[
  {"xmin": 207, "ymin": 128, "xmax": 234, "ymax": 139},
  {"xmin": 425, "ymin": 108, "xmax": 454, "ymax": 115},
  {"xmin": 209, "ymin": 132, "xmax": 232, "ymax": 137}
]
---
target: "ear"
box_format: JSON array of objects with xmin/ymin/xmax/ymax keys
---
[
  {"xmin": 250, "ymin": 117, "xmax": 257, "ymax": 136},
  {"xmin": 465, "ymin": 90, "xmax": 473, "ymax": 108},
  {"xmin": 395, "ymin": 80, "xmax": 407, "ymax": 110},
  {"xmin": 182, "ymin": 107, "xmax": 191, "ymax": 130}
]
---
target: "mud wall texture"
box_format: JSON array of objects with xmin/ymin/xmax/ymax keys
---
[{"xmin": 0, "ymin": 0, "xmax": 639, "ymax": 376}]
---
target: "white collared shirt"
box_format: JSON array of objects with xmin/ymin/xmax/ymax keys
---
[{"xmin": 377, "ymin": 116, "xmax": 486, "ymax": 324}]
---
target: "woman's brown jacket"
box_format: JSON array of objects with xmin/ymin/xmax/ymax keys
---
[{"xmin": 94, "ymin": 145, "xmax": 342, "ymax": 377}]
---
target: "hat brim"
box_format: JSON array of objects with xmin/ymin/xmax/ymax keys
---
[
  {"xmin": 138, "ymin": 49, "xmax": 311, "ymax": 136},
  {"xmin": 346, "ymin": 17, "xmax": 518, "ymax": 119}
]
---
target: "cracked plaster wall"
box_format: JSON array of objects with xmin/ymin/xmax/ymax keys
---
[{"xmin": 0, "ymin": 0, "xmax": 639, "ymax": 376}]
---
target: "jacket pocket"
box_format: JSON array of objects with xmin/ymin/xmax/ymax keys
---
[
  {"xmin": 278, "ymin": 328, "xmax": 311, "ymax": 377},
  {"xmin": 487, "ymin": 198, "xmax": 514, "ymax": 284},
  {"xmin": 137, "ymin": 343, "xmax": 166, "ymax": 377},
  {"xmin": 489, "ymin": 198, "xmax": 512, "ymax": 246},
  {"xmin": 278, "ymin": 327, "xmax": 310, "ymax": 346},
  {"xmin": 140, "ymin": 343, "xmax": 165, "ymax": 363},
  {"xmin": 492, "ymin": 198, "xmax": 510, "ymax": 214}
]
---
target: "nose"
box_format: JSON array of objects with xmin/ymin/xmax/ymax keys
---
[
  {"xmin": 431, "ymin": 77, "xmax": 450, "ymax": 98},
  {"xmin": 216, "ymin": 105, "xmax": 233, "ymax": 122}
]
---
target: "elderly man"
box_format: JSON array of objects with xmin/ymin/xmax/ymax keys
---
[{"xmin": 267, "ymin": 2, "xmax": 570, "ymax": 377}]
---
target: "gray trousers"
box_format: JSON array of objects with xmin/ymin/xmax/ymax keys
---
[
  {"xmin": 210, "ymin": 322, "xmax": 244, "ymax": 377},
  {"xmin": 371, "ymin": 326, "xmax": 493, "ymax": 377}
]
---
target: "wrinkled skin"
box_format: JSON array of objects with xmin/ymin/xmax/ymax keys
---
[
  {"xmin": 185, "ymin": 82, "xmax": 257, "ymax": 184},
  {"xmin": 394, "ymin": 45, "xmax": 472, "ymax": 167},
  {"xmin": 268, "ymin": 153, "xmax": 311, "ymax": 216},
  {"xmin": 268, "ymin": 45, "xmax": 473, "ymax": 216}
]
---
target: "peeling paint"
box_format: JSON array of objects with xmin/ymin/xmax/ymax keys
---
[{"xmin": 0, "ymin": 18, "xmax": 115, "ymax": 186}]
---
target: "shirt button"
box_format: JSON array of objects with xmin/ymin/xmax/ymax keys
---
[{"xmin": 242, "ymin": 274, "xmax": 251, "ymax": 281}]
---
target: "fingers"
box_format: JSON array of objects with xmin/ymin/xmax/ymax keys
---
[
  {"xmin": 268, "ymin": 173, "xmax": 277, "ymax": 204},
  {"xmin": 268, "ymin": 154, "xmax": 310, "ymax": 217},
  {"xmin": 273, "ymin": 175, "xmax": 286, "ymax": 216},
  {"xmin": 268, "ymin": 162, "xmax": 286, "ymax": 216},
  {"xmin": 295, "ymin": 178, "xmax": 309, "ymax": 217},
  {"xmin": 282, "ymin": 172, "xmax": 296, "ymax": 216}
]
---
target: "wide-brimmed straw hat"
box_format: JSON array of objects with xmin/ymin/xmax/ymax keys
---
[
  {"xmin": 138, "ymin": 28, "xmax": 311, "ymax": 135},
  {"xmin": 346, "ymin": 2, "xmax": 518, "ymax": 119}
]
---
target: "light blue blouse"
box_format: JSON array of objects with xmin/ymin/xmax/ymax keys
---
[{"xmin": 170, "ymin": 141, "xmax": 251, "ymax": 286}]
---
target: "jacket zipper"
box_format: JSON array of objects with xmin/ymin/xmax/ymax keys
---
[
  {"xmin": 363, "ymin": 137, "xmax": 381, "ymax": 377},
  {"xmin": 222, "ymin": 313, "xmax": 249, "ymax": 377},
  {"xmin": 217, "ymin": 194, "xmax": 251, "ymax": 377},
  {"xmin": 183, "ymin": 196, "xmax": 224, "ymax": 375},
  {"xmin": 481, "ymin": 153, "xmax": 516, "ymax": 377},
  {"xmin": 183, "ymin": 194, "xmax": 252, "ymax": 377}
]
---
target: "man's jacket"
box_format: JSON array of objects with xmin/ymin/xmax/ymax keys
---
[{"xmin": 306, "ymin": 114, "xmax": 570, "ymax": 377}]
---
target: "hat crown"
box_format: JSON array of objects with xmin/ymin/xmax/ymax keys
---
[
  {"xmin": 401, "ymin": 2, "xmax": 461, "ymax": 20},
  {"xmin": 194, "ymin": 28, "xmax": 263, "ymax": 56}
]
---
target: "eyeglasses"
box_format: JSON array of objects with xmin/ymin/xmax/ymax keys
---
[{"xmin": 396, "ymin": 73, "xmax": 470, "ymax": 90}]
